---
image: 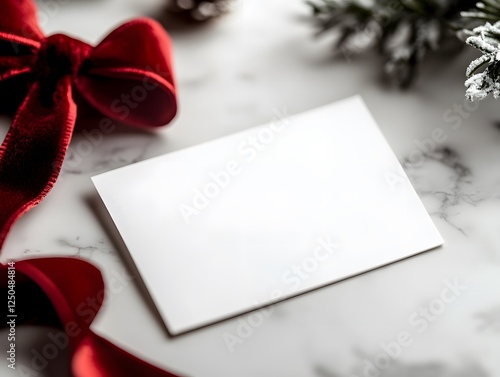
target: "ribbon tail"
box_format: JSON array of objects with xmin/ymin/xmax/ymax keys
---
[
  {"xmin": 74, "ymin": 335, "xmax": 180, "ymax": 377},
  {"xmin": 0, "ymin": 77, "xmax": 76, "ymax": 249},
  {"xmin": 0, "ymin": 258, "xmax": 181, "ymax": 377}
]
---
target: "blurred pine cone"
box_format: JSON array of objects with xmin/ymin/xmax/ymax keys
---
[{"xmin": 165, "ymin": 0, "xmax": 232, "ymax": 22}]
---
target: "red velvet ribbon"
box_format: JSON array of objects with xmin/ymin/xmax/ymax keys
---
[{"xmin": 0, "ymin": 1, "xmax": 180, "ymax": 376}]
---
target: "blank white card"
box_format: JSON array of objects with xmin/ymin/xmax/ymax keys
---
[{"xmin": 92, "ymin": 96, "xmax": 443, "ymax": 335}]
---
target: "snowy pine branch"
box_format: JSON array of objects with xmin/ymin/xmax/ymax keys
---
[
  {"xmin": 461, "ymin": 1, "xmax": 500, "ymax": 100},
  {"xmin": 307, "ymin": 0, "xmax": 474, "ymax": 87},
  {"xmin": 464, "ymin": 21, "xmax": 500, "ymax": 100}
]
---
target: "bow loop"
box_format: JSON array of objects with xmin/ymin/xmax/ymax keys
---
[
  {"xmin": 89, "ymin": 19, "xmax": 174, "ymax": 83},
  {"xmin": 0, "ymin": 0, "xmax": 44, "ymax": 45},
  {"xmin": 0, "ymin": 39, "xmax": 36, "ymax": 82},
  {"xmin": 0, "ymin": 2, "xmax": 40, "ymax": 98},
  {"xmin": 76, "ymin": 18, "xmax": 177, "ymax": 127}
]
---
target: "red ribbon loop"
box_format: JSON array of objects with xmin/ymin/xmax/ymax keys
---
[{"xmin": 1, "ymin": 259, "xmax": 180, "ymax": 376}]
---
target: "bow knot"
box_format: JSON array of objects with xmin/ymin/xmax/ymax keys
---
[{"xmin": 33, "ymin": 34, "xmax": 91, "ymax": 105}]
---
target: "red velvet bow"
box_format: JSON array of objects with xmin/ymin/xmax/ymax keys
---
[
  {"xmin": 0, "ymin": 0, "xmax": 177, "ymax": 248},
  {"xmin": 0, "ymin": 1, "xmax": 180, "ymax": 376}
]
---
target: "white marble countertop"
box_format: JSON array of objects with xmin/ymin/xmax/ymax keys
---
[{"xmin": 1, "ymin": 0, "xmax": 499, "ymax": 376}]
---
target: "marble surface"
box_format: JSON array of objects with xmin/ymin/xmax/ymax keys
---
[{"xmin": 1, "ymin": 0, "xmax": 499, "ymax": 376}]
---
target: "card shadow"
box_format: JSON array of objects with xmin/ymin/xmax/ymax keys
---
[{"xmin": 85, "ymin": 193, "xmax": 174, "ymax": 338}]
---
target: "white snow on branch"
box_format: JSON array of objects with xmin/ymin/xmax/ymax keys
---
[{"xmin": 464, "ymin": 21, "xmax": 500, "ymax": 101}]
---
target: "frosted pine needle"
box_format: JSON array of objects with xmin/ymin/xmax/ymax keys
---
[{"xmin": 464, "ymin": 21, "xmax": 500, "ymax": 100}]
